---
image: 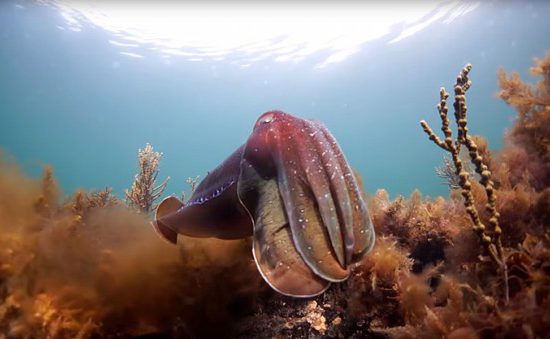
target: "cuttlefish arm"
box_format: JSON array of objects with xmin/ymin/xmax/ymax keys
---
[
  {"xmin": 238, "ymin": 111, "xmax": 375, "ymax": 296},
  {"xmin": 238, "ymin": 159, "xmax": 330, "ymax": 296}
]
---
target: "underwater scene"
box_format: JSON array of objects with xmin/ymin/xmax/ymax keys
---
[{"xmin": 1, "ymin": 0, "xmax": 550, "ymax": 338}]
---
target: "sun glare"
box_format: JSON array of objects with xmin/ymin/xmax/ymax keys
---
[{"xmin": 50, "ymin": 1, "xmax": 479, "ymax": 67}]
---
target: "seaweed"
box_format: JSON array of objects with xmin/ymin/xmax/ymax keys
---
[
  {"xmin": 0, "ymin": 159, "xmax": 262, "ymax": 338},
  {"xmin": 420, "ymin": 64, "xmax": 508, "ymax": 303},
  {"xmin": 125, "ymin": 143, "xmax": 170, "ymax": 214},
  {"xmin": 0, "ymin": 53, "xmax": 549, "ymax": 338},
  {"xmin": 497, "ymin": 52, "xmax": 550, "ymax": 189}
]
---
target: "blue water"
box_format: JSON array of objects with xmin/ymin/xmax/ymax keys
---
[{"xmin": 1, "ymin": 1, "xmax": 549, "ymax": 199}]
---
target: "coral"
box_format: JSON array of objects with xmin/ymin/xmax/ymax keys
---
[{"xmin": 125, "ymin": 143, "xmax": 170, "ymax": 214}]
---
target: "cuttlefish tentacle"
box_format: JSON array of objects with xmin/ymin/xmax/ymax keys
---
[{"xmin": 238, "ymin": 159, "xmax": 330, "ymax": 297}]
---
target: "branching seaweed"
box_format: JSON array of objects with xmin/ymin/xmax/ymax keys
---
[
  {"xmin": 420, "ymin": 64, "xmax": 509, "ymax": 303},
  {"xmin": 497, "ymin": 52, "xmax": 550, "ymax": 189},
  {"xmin": 435, "ymin": 155, "xmax": 461, "ymax": 189},
  {"xmin": 181, "ymin": 175, "xmax": 201, "ymax": 202},
  {"xmin": 125, "ymin": 143, "xmax": 170, "ymax": 214}
]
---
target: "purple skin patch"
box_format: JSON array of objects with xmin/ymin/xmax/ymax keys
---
[
  {"xmin": 154, "ymin": 111, "xmax": 375, "ymax": 297},
  {"xmin": 186, "ymin": 178, "xmax": 237, "ymax": 207}
]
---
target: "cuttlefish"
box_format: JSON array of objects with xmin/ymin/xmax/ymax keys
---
[{"xmin": 152, "ymin": 111, "xmax": 375, "ymax": 297}]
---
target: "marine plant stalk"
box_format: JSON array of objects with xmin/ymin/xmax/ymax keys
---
[{"xmin": 420, "ymin": 64, "xmax": 509, "ymax": 304}]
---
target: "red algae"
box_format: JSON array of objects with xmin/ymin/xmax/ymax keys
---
[{"xmin": 0, "ymin": 159, "xmax": 263, "ymax": 338}]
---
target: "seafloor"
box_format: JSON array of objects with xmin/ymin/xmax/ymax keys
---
[{"xmin": 0, "ymin": 54, "xmax": 548, "ymax": 338}]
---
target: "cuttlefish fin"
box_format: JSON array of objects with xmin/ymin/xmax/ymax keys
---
[
  {"xmin": 151, "ymin": 196, "xmax": 183, "ymax": 245},
  {"xmin": 239, "ymin": 160, "xmax": 330, "ymax": 297}
]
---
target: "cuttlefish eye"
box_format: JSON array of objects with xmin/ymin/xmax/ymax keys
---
[
  {"xmin": 255, "ymin": 112, "xmax": 277, "ymax": 129},
  {"xmin": 262, "ymin": 115, "xmax": 273, "ymax": 124}
]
